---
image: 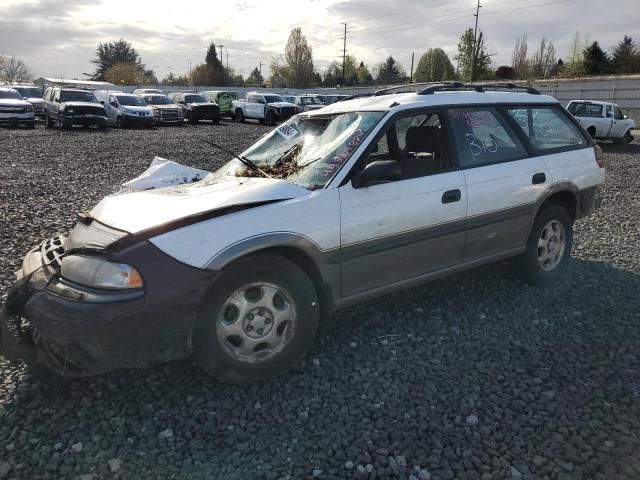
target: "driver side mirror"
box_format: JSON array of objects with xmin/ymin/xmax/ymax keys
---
[
  {"xmin": 352, "ymin": 160, "xmax": 402, "ymax": 189},
  {"xmin": 179, "ymin": 100, "xmax": 186, "ymax": 105},
  {"xmin": 99, "ymin": 100, "xmax": 105, "ymax": 105},
  {"xmin": 110, "ymin": 101, "xmax": 117, "ymax": 107}
]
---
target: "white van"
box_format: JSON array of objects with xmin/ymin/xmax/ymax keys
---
[{"xmin": 94, "ymin": 90, "xmax": 155, "ymax": 128}]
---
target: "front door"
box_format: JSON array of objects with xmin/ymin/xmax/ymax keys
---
[
  {"xmin": 610, "ymin": 105, "xmax": 629, "ymax": 138},
  {"xmin": 339, "ymin": 110, "xmax": 467, "ymax": 299}
]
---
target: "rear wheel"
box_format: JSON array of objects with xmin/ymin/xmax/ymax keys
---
[
  {"xmin": 194, "ymin": 253, "xmax": 319, "ymax": 383},
  {"xmin": 45, "ymin": 113, "xmax": 54, "ymax": 128},
  {"xmin": 517, "ymin": 203, "xmax": 573, "ymax": 285},
  {"xmin": 116, "ymin": 116, "xmax": 123, "ymax": 129},
  {"xmin": 587, "ymin": 126, "xmax": 596, "ymax": 139},
  {"xmin": 212, "ymin": 116, "xmax": 220, "ymax": 124}
]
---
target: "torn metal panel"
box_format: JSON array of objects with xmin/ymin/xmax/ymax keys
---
[{"xmin": 119, "ymin": 156, "xmax": 210, "ymax": 193}]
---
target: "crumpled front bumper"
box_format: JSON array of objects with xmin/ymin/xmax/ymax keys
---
[{"xmin": 1, "ymin": 236, "xmax": 214, "ymax": 377}]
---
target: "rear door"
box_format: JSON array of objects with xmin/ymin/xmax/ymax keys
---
[
  {"xmin": 610, "ymin": 105, "xmax": 629, "ymax": 138},
  {"xmin": 446, "ymin": 107, "xmax": 548, "ymax": 262},
  {"xmin": 339, "ymin": 109, "xmax": 467, "ymax": 298}
]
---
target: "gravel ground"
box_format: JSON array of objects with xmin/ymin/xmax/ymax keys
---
[{"xmin": 0, "ymin": 122, "xmax": 639, "ymax": 480}]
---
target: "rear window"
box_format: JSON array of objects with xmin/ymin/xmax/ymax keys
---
[
  {"xmin": 567, "ymin": 102, "xmax": 602, "ymax": 117},
  {"xmin": 508, "ymin": 107, "xmax": 586, "ymax": 151},
  {"xmin": 447, "ymin": 108, "xmax": 527, "ymax": 168}
]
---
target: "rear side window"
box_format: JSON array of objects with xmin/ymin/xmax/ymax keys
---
[
  {"xmin": 447, "ymin": 108, "xmax": 527, "ymax": 168},
  {"xmin": 507, "ymin": 107, "xmax": 586, "ymax": 151},
  {"xmin": 567, "ymin": 102, "xmax": 602, "ymax": 117}
]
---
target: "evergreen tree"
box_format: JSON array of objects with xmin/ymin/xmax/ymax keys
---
[
  {"xmin": 414, "ymin": 48, "xmax": 456, "ymax": 82},
  {"xmin": 612, "ymin": 35, "xmax": 640, "ymax": 74},
  {"xmin": 376, "ymin": 56, "xmax": 405, "ymax": 85},
  {"xmin": 284, "ymin": 28, "xmax": 315, "ymax": 88},
  {"xmin": 583, "ymin": 41, "xmax": 610, "ymax": 75},
  {"xmin": 90, "ymin": 39, "xmax": 145, "ymax": 81},
  {"xmin": 245, "ymin": 67, "xmax": 264, "ymax": 86},
  {"xmin": 205, "ymin": 43, "xmax": 225, "ymax": 85},
  {"xmin": 455, "ymin": 28, "xmax": 492, "ymax": 81}
]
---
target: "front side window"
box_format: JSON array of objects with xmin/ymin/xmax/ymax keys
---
[
  {"xmin": 614, "ymin": 106, "xmax": 624, "ymax": 120},
  {"xmin": 568, "ymin": 102, "xmax": 603, "ymax": 117},
  {"xmin": 507, "ymin": 107, "xmax": 586, "ymax": 151},
  {"xmin": 209, "ymin": 111, "xmax": 383, "ymax": 190},
  {"xmin": 448, "ymin": 108, "xmax": 527, "ymax": 167},
  {"xmin": 364, "ymin": 112, "xmax": 453, "ymax": 180},
  {"xmin": 606, "ymin": 105, "xmax": 613, "ymax": 118}
]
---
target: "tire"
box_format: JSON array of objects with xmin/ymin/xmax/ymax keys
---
[
  {"xmin": 258, "ymin": 118, "xmax": 266, "ymax": 125},
  {"xmin": 517, "ymin": 203, "xmax": 573, "ymax": 286},
  {"xmin": 116, "ymin": 116, "xmax": 123, "ymax": 129},
  {"xmin": 587, "ymin": 126, "xmax": 596, "ymax": 139},
  {"xmin": 266, "ymin": 110, "xmax": 276, "ymax": 127},
  {"xmin": 235, "ymin": 109, "xmax": 245, "ymax": 123},
  {"xmin": 212, "ymin": 116, "xmax": 220, "ymax": 124},
  {"xmin": 45, "ymin": 113, "xmax": 54, "ymax": 128},
  {"xmin": 624, "ymin": 130, "xmax": 634, "ymax": 144},
  {"xmin": 187, "ymin": 111, "xmax": 197, "ymax": 124},
  {"xmin": 194, "ymin": 253, "xmax": 320, "ymax": 384}
]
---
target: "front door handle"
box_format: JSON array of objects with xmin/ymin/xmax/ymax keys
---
[
  {"xmin": 442, "ymin": 189, "xmax": 461, "ymax": 204},
  {"xmin": 532, "ymin": 173, "xmax": 546, "ymax": 185}
]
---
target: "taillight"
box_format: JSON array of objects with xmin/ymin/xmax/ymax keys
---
[{"xmin": 594, "ymin": 144, "xmax": 605, "ymax": 168}]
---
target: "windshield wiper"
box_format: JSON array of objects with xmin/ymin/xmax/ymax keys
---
[{"xmin": 204, "ymin": 140, "xmax": 273, "ymax": 179}]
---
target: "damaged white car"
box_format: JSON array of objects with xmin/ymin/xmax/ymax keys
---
[{"xmin": 1, "ymin": 83, "xmax": 604, "ymax": 383}]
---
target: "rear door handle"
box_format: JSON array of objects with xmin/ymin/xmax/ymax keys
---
[
  {"xmin": 532, "ymin": 173, "xmax": 546, "ymax": 185},
  {"xmin": 442, "ymin": 189, "xmax": 461, "ymax": 204}
]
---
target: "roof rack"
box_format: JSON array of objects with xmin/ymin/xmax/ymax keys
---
[
  {"xmin": 373, "ymin": 82, "xmax": 442, "ymax": 96},
  {"xmin": 417, "ymin": 82, "xmax": 540, "ymax": 95}
]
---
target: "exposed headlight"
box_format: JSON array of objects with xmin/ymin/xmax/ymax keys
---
[
  {"xmin": 61, "ymin": 255, "xmax": 143, "ymax": 290},
  {"xmin": 65, "ymin": 108, "xmax": 74, "ymax": 114}
]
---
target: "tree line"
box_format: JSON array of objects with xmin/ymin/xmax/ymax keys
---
[{"xmin": 4, "ymin": 28, "xmax": 639, "ymax": 88}]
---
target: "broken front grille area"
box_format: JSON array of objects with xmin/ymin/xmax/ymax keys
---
[{"xmin": 40, "ymin": 235, "xmax": 66, "ymax": 269}]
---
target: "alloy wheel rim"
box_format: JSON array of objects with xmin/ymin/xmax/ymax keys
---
[
  {"xmin": 537, "ymin": 220, "xmax": 566, "ymax": 271},
  {"xmin": 216, "ymin": 282, "xmax": 297, "ymax": 363}
]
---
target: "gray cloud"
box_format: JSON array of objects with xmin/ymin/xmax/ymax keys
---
[{"xmin": 2, "ymin": 0, "xmax": 639, "ymax": 80}]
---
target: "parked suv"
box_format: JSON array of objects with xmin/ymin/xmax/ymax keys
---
[
  {"xmin": 231, "ymin": 92, "xmax": 298, "ymax": 125},
  {"xmin": 43, "ymin": 87, "xmax": 107, "ymax": 129},
  {"xmin": 94, "ymin": 91, "xmax": 154, "ymax": 128},
  {"xmin": 0, "ymin": 87, "xmax": 35, "ymax": 128},
  {"xmin": 139, "ymin": 94, "xmax": 184, "ymax": 125},
  {"xmin": 293, "ymin": 94, "xmax": 324, "ymax": 112},
  {"xmin": 566, "ymin": 100, "xmax": 635, "ymax": 143},
  {"xmin": 12, "ymin": 85, "xmax": 44, "ymax": 118},
  {"xmin": 1, "ymin": 83, "xmax": 604, "ymax": 383},
  {"xmin": 169, "ymin": 92, "xmax": 220, "ymax": 124}
]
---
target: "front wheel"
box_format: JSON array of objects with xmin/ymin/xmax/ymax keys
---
[
  {"xmin": 517, "ymin": 204, "xmax": 573, "ymax": 285},
  {"xmin": 45, "ymin": 113, "xmax": 54, "ymax": 128},
  {"xmin": 266, "ymin": 110, "xmax": 276, "ymax": 126},
  {"xmin": 194, "ymin": 254, "xmax": 320, "ymax": 384},
  {"xmin": 235, "ymin": 109, "xmax": 245, "ymax": 123}
]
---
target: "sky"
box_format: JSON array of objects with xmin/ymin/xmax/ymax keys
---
[{"xmin": 1, "ymin": 0, "xmax": 639, "ymax": 81}]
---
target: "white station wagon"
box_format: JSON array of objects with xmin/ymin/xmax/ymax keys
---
[{"xmin": 1, "ymin": 83, "xmax": 604, "ymax": 383}]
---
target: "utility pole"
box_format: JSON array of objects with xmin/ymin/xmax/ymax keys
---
[
  {"xmin": 410, "ymin": 52, "xmax": 415, "ymax": 83},
  {"xmin": 188, "ymin": 58, "xmax": 192, "ymax": 79},
  {"xmin": 341, "ymin": 22, "xmax": 347, "ymax": 85},
  {"xmin": 226, "ymin": 51, "xmax": 229, "ymax": 70},
  {"xmin": 470, "ymin": 0, "xmax": 481, "ymax": 83},
  {"xmin": 219, "ymin": 44, "xmax": 225, "ymax": 63}
]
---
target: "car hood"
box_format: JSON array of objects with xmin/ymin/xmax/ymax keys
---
[
  {"xmin": 188, "ymin": 102, "xmax": 215, "ymax": 107},
  {"xmin": 302, "ymin": 105, "xmax": 323, "ymax": 110},
  {"xmin": 269, "ymin": 102, "xmax": 296, "ymax": 108},
  {"xmin": 122, "ymin": 105, "xmax": 152, "ymax": 113},
  {"xmin": 0, "ymin": 99, "xmax": 30, "ymax": 107},
  {"xmin": 63, "ymin": 101, "xmax": 104, "ymax": 108},
  {"xmin": 149, "ymin": 103, "xmax": 181, "ymax": 110},
  {"xmin": 90, "ymin": 171, "xmax": 309, "ymax": 234},
  {"xmin": 24, "ymin": 97, "xmax": 44, "ymax": 103}
]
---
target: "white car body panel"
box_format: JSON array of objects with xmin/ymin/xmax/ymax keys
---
[
  {"xmin": 567, "ymin": 100, "xmax": 635, "ymax": 139},
  {"xmin": 542, "ymin": 148, "xmax": 605, "ymax": 189},
  {"xmin": 91, "ymin": 177, "xmax": 310, "ymax": 234},
  {"xmin": 150, "ymin": 189, "xmax": 340, "ymax": 268}
]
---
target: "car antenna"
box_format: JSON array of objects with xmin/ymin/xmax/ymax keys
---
[{"xmin": 203, "ymin": 140, "xmax": 273, "ymax": 179}]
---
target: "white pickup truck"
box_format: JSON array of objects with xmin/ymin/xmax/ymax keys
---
[
  {"xmin": 231, "ymin": 92, "xmax": 298, "ymax": 126},
  {"xmin": 567, "ymin": 100, "xmax": 635, "ymax": 143}
]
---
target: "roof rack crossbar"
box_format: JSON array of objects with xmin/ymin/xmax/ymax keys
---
[
  {"xmin": 373, "ymin": 82, "xmax": 445, "ymax": 96},
  {"xmin": 417, "ymin": 82, "xmax": 540, "ymax": 95}
]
